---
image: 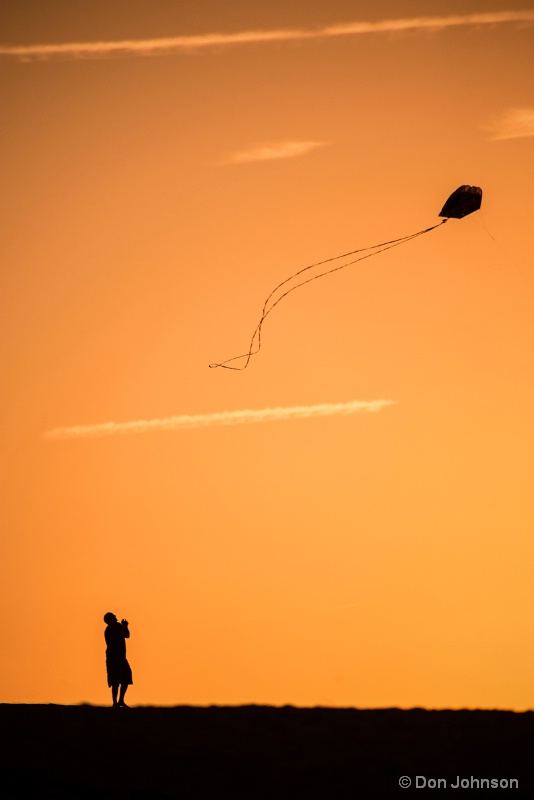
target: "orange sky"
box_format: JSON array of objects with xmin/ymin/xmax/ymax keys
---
[{"xmin": 1, "ymin": 0, "xmax": 533, "ymax": 709}]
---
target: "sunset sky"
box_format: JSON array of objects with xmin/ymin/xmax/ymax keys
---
[{"xmin": 1, "ymin": 0, "xmax": 533, "ymax": 709}]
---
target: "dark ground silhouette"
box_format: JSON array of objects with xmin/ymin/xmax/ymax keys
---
[{"xmin": 0, "ymin": 704, "xmax": 532, "ymax": 798}]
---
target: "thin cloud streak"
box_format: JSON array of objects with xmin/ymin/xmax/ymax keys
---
[
  {"xmin": 44, "ymin": 400, "xmax": 396, "ymax": 440},
  {"xmin": 226, "ymin": 140, "xmax": 328, "ymax": 164},
  {"xmin": 486, "ymin": 107, "xmax": 534, "ymax": 140},
  {"xmin": 2, "ymin": 11, "xmax": 534, "ymax": 59}
]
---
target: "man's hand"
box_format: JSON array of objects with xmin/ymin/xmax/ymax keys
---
[{"xmin": 121, "ymin": 619, "xmax": 129, "ymax": 626}]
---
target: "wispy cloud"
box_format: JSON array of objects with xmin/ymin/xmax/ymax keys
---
[
  {"xmin": 485, "ymin": 107, "xmax": 534, "ymax": 140},
  {"xmin": 2, "ymin": 11, "xmax": 533, "ymax": 60},
  {"xmin": 44, "ymin": 399, "xmax": 396, "ymax": 440},
  {"xmin": 225, "ymin": 140, "xmax": 328, "ymax": 164}
]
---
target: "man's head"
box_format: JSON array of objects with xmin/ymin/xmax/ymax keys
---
[{"xmin": 103, "ymin": 612, "xmax": 117, "ymax": 624}]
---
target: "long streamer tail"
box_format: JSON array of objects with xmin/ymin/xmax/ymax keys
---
[{"xmin": 209, "ymin": 219, "xmax": 447, "ymax": 370}]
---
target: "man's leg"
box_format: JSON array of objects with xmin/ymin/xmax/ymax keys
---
[
  {"xmin": 118, "ymin": 684, "xmax": 129, "ymax": 707},
  {"xmin": 111, "ymin": 685, "xmax": 119, "ymax": 706}
]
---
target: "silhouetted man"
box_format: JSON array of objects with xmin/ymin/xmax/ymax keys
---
[{"xmin": 104, "ymin": 612, "xmax": 133, "ymax": 708}]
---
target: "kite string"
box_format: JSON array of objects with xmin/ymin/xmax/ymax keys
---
[
  {"xmin": 258, "ymin": 221, "xmax": 445, "ymax": 321},
  {"xmin": 246, "ymin": 226, "xmax": 442, "ymax": 369},
  {"xmin": 475, "ymin": 215, "xmax": 531, "ymax": 286},
  {"xmin": 261, "ymin": 221, "xmax": 445, "ymax": 319},
  {"xmin": 210, "ymin": 219, "xmax": 447, "ymax": 370},
  {"xmin": 210, "ymin": 220, "xmax": 447, "ymax": 370},
  {"xmin": 255, "ymin": 223, "xmax": 444, "ymax": 353}
]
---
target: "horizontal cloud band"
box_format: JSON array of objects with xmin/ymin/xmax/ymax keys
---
[
  {"xmin": 44, "ymin": 400, "xmax": 396, "ymax": 439},
  {"xmin": 2, "ymin": 11, "xmax": 534, "ymax": 59},
  {"xmin": 226, "ymin": 140, "xmax": 328, "ymax": 163},
  {"xmin": 486, "ymin": 107, "xmax": 534, "ymax": 140}
]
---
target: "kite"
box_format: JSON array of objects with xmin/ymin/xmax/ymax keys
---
[
  {"xmin": 438, "ymin": 185, "xmax": 482, "ymax": 219},
  {"xmin": 210, "ymin": 185, "xmax": 482, "ymax": 370}
]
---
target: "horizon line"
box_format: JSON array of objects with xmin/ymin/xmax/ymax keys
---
[{"xmin": 2, "ymin": 11, "xmax": 534, "ymax": 59}]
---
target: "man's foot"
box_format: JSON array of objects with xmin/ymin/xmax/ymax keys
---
[{"xmin": 119, "ymin": 702, "xmax": 130, "ymax": 708}]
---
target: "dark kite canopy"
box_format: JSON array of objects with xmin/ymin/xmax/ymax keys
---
[{"xmin": 439, "ymin": 185, "xmax": 482, "ymax": 219}]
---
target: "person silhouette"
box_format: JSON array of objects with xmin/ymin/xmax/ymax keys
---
[{"xmin": 103, "ymin": 612, "xmax": 133, "ymax": 708}]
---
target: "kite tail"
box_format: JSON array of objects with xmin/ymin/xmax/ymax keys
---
[{"xmin": 209, "ymin": 219, "xmax": 447, "ymax": 370}]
